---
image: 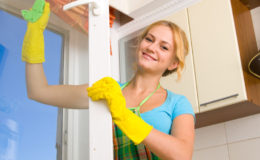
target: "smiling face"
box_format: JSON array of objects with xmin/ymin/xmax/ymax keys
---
[{"xmin": 136, "ymin": 25, "xmax": 178, "ymax": 76}]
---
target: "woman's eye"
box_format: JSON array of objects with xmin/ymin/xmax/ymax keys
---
[
  {"xmin": 162, "ymin": 46, "xmax": 168, "ymax": 51},
  {"xmin": 145, "ymin": 37, "xmax": 152, "ymax": 42}
]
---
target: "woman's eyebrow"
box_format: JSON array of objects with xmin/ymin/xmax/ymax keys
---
[{"xmin": 147, "ymin": 33, "xmax": 155, "ymax": 39}]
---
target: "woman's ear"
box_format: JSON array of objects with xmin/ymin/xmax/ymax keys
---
[{"xmin": 168, "ymin": 61, "xmax": 179, "ymax": 71}]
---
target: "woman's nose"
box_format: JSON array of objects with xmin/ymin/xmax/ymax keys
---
[{"xmin": 147, "ymin": 42, "xmax": 157, "ymax": 53}]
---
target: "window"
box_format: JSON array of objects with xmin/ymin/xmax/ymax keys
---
[{"xmin": 0, "ymin": 9, "xmax": 63, "ymax": 160}]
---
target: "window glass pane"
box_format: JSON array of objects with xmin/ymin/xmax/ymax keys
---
[{"xmin": 0, "ymin": 9, "xmax": 63, "ymax": 160}]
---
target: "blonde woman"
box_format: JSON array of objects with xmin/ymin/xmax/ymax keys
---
[{"xmin": 23, "ymin": 1, "xmax": 195, "ymax": 159}]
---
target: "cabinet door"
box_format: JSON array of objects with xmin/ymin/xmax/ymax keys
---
[
  {"xmin": 160, "ymin": 9, "xmax": 199, "ymax": 113},
  {"xmin": 188, "ymin": 0, "xmax": 247, "ymax": 112}
]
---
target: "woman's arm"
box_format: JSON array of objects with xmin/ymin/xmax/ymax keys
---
[
  {"xmin": 22, "ymin": 2, "xmax": 89, "ymax": 109},
  {"xmin": 142, "ymin": 114, "xmax": 195, "ymax": 160},
  {"xmin": 26, "ymin": 63, "xmax": 89, "ymax": 109}
]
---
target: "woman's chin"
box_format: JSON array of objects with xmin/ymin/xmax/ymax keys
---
[{"xmin": 136, "ymin": 63, "xmax": 156, "ymax": 73}]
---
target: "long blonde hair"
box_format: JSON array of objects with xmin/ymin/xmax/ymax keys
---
[{"xmin": 137, "ymin": 20, "xmax": 189, "ymax": 80}]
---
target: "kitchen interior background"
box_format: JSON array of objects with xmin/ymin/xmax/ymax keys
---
[{"xmin": 193, "ymin": 6, "xmax": 260, "ymax": 160}]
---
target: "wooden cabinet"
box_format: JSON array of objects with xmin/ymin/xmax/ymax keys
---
[
  {"xmin": 189, "ymin": 0, "xmax": 260, "ymax": 128},
  {"xmin": 160, "ymin": 9, "xmax": 199, "ymax": 113},
  {"xmin": 240, "ymin": 0, "xmax": 260, "ymax": 9},
  {"xmin": 159, "ymin": 0, "xmax": 260, "ymax": 127},
  {"xmin": 188, "ymin": 0, "xmax": 247, "ymax": 112}
]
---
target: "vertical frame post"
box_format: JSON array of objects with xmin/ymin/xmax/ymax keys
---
[
  {"xmin": 63, "ymin": 0, "xmax": 112, "ymax": 159},
  {"xmin": 88, "ymin": 0, "xmax": 113, "ymax": 160}
]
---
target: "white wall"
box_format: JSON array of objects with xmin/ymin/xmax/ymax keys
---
[
  {"xmin": 193, "ymin": 7, "xmax": 260, "ymax": 160},
  {"xmin": 193, "ymin": 113, "xmax": 260, "ymax": 160}
]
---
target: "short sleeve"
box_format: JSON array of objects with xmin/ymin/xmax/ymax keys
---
[{"xmin": 172, "ymin": 95, "xmax": 195, "ymax": 122}]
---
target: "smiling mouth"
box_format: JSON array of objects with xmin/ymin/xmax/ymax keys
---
[{"xmin": 142, "ymin": 52, "xmax": 157, "ymax": 61}]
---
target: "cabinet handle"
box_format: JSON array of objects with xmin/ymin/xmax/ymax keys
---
[{"xmin": 200, "ymin": 94, "xmax": 239, "ymax": 106}]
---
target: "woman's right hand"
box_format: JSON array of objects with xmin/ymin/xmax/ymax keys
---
[{"xmin": 22, "ymin": 0, "xmax": 50, "ymax": 63}]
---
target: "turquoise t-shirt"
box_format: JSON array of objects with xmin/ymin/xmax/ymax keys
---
[{"xmin": 118, "ymin": 82, "xmax": 195, "ymax": 134}]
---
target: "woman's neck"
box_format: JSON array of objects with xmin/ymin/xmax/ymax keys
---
[{"xmin": 128, "ymin": 72, "xmax": 161, "ymax": 93}]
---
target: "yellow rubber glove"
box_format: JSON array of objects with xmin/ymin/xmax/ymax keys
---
[
  {"xmin": 87, "ymin": 77, "xmax": 153, "ymax": 145},
  {"xmin": 21, "ymin": 1, "xmax": 50, "ymax": 63}
]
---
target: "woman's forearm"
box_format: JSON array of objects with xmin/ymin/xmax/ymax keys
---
[
  {"xmin": 26, "ymin": 63, "xmax": 48, "ymax": 98},
  {"xmin": 142, "ymin": 115, "xmax": 195, "ymax": 160},
  {"xmin": 143, "ymin": 129, "xmax": 193, "ymax": 160},
  {"xmin": 25, "ymin": 63, "xmax": 89, "ymax": 109}
]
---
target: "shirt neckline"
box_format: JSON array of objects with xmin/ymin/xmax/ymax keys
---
[{"xmin": 120, "ymin": 81, "xmax": 170, "ymax": 114}]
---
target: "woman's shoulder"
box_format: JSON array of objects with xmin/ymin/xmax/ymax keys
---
[
  {"xmin": 165, "ymin": 89, "xmax": 195, "ymax": 120},
  {"xmin": 165, "ymin": 89, "xmax": 189, "ymax": 103}
]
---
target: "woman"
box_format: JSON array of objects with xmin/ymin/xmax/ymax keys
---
[{"xmin": 22, "ymin": 1, "xmax": 195, "ymax": 159}]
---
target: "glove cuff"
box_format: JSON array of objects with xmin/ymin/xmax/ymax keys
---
[
  {"xmin": 114, "ymin": 109, "xmax": 153, "ymax": 145},
  {"xmin": 21, "ymin": 27, "xmax": 45, "ymax": 63}
]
